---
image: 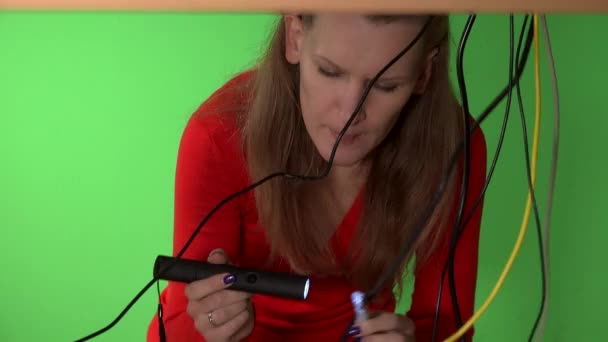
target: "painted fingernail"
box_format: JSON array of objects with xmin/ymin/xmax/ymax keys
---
[
  {"xmin": 223, "ymin": 274, "xmax": 236, "ymax": 285},
  {"xmin": 348, "ymin": 326, "xmax": 361, "ymax": 336},
  {"xmin": 353, "ymin": 337, "xmax": 362, "ymax": 342}
]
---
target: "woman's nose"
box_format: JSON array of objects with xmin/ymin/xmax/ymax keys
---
[{"xmin": 338, "ymin": 81, "xmax": 367, "ymax": 125}]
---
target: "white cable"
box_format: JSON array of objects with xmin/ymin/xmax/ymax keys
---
[{"xmin": 536, "ymin": 14, "xmax": 560, "ymax": 342}]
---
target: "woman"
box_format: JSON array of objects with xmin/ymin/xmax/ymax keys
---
[{"xmin": 148, "ymin": 13, "xmax": 487, "ymax": 342}]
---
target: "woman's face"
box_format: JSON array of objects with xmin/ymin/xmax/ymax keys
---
[{"xmin": 284, "ymin": 14, "xmax": 434, "ymax": 168}]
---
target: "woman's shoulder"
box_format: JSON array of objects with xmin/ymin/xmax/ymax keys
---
[
  {"xmin": 189, "ymin": 69, "xmax": 254, "ymax": 135},
  {"xmin": 179, "ymin": 70, "xmax": 255, "ymax": 180},
  {"xmin": 188, "ymin": 70, "xmax": 255, "ymax": 144},
  {"xmin": 466, "ymin": 114, "xmax": 488, "ymax": 163}
]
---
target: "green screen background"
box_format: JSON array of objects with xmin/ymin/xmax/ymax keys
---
[{"xmin": 0, "ymin": 11, "xmax": 606, "ymax": 341}]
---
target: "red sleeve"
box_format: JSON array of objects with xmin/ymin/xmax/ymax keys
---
[
  {"xmin": 146, "ymin": 113, "xmax": 247, "ymax": 342},
  {"xmin": 407, "ymin": 126, "xmax": 487, "ymax": 342}
]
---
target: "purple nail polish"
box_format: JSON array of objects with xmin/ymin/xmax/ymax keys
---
[
  {"xmin": 223, "ymin": 274, "xmax": 236, "ymax": 285},
  {"xmin": 353, "ymin": 337, "xmax": 362, "ymax": 342},
  {"xmin": 348, "ymin": 326, "xmax": 361, "ymax": 336}
]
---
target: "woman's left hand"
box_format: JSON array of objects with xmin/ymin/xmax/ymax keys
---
[{"xmin": 349, "ymin": 311, "xmax": 416, "ymax": 341}]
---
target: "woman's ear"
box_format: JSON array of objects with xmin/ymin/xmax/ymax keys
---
[
  {"xmin": 413, "ymin": 47, "xmax": 439, "ymax": 94},
  {"xmin": 284, "ymin": 14, "xmax": 305, "ymax": 65}
]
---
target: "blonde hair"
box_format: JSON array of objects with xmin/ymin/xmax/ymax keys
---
[{"xmin": 239, "ymin": 14, "xmax": 463, "ymax": 301}]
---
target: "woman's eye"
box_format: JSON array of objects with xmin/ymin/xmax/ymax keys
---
[
  {"xmin": 318, "ymin": 66, "xmax": 398, "ymax": 93},
  {"xmin": 318, "ymin": 67, "xmax": 340, "ymax": 78},
  {"xmin": 374, "ymin": 84, "xmax": 398, "ymax": 93}
]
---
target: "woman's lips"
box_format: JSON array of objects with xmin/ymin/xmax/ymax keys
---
[{"xmin": 330, "ymin": 129, "xmax": 360, "ymax": 144}]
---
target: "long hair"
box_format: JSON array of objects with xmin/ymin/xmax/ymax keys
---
[{"xmin": 239, "ymin": 15, "xmax": 463, "ymax": 301}]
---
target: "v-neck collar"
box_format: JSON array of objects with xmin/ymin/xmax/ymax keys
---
[{"xmin": 330, "ymin": 187, "xmax": 365, "ymax": 263}]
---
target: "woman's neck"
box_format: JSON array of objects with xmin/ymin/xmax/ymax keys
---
[
  {"xmin": 325, "ymin": 162, "xmax": 369, "ymax": 216},
  {"xmin": 329, "ymin": 163, "xmax": 368, "ymax": 189}
]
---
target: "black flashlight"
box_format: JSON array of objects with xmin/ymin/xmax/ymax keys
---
[{"xmin": 153, "ymin": 255, "xmax": 310, "ymax": 300}]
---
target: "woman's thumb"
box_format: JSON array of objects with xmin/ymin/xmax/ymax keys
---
[{"xmin": 207, "ymin": 248, "xmax": 231, "ymax": 265}]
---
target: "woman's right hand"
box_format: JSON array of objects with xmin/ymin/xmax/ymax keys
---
[{"xmin": 184, "ymin": 249, "xmax": 254, "ymax": 342}]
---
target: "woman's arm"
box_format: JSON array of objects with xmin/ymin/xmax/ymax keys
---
[
  {"xmin": 147, "ymin": 112, "xmax": 247, "ymax": 342},
  {"xmin": 407, "ymin": 126, "xmax": 488, "ymax": 342}
]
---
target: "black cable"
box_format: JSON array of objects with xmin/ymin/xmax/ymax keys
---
[
  {"xmin": 340, "ymin": 13, "xmax": 536, "ymax": 342},
  {"xmin": 474, "ymin": 17, "xmax": 533, "ymax": 126},
  {"xmin": 460, "ymin": 14, "xmax": 522, "ymax": 258},
  {"xmin": 431, "ymin": 14, "xmax": 518, "ymax": 341},
  {"xmin": 340, "ymin": 112, "xmax": 466, "ymax": 342},
  {"xmin": 74, "ymin": 16, "xmax": 435, "ymax": 342},
  {"xmin": 428, "ymin": 14, "xmax": 544, "ymax": 342},
  {"xmin": 76, "ymin": 13, "xmax": 539, "ymax": 342},
  {"xmin": 447, "ymin": 15, "xmax": 477, "ymax": 337},
  {"xmin": 438, "ymin": 14, "xmax": 532, "ymax": 340},
  {"xmin": 427, "ymin": 14, "xmax": 477, "ymax": 341},
  {"xmin": 157, "ymin": 280, "xmax": 166, "ymax": 342},
  {"xmin": 516, "ymin": 20, "xmax": 546, "ymax": 342}
]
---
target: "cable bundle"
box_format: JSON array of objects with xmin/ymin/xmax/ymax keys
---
[{"xmin": 74, "ymin": 14, "xmax": 561, "ymax": 342}]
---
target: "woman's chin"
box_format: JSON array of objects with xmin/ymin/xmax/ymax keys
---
[
  {"xmin": 309, "ymin": 133, "xmax": 371, "ymax": 166},
  {"xmin": 318, "ymin": 147, "xmax": 365, "ymax": 168}
]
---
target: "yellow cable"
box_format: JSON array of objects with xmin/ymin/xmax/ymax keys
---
[{"xmin": 443, "ymin": 15, "xmax": 542, "ymax": 342}]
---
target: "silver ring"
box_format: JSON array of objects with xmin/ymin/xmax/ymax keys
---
[{"xmin": 208, "ymin": 311, "xmax": 219, "ymax": 327}]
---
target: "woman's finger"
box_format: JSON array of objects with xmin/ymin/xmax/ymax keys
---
[
  {"xmin": 208, "ymin": 308, "xmax": 252, "ymax": 341},
  {"xmin": 358, "ymin": 312, "xmax": 415, "ymax": 336},
  {"xmin": 231, "ymin": 303, "xmax": 255, "ymax": 341},
  {"xmin": 363, "ymin": 330, "xmax": 412, "ymax": 342},
  {"xmin": 184, "ymin": 272, "xmax": 236, "ymax": 301},
  {"xmin": 186, "ymin": 288, "xmax": 250, "ymax": 325},
  {"xmin": 184, "ymin": 248, "xmax": 236, "ymax": 301},
  {"xmin": 197, "ymin": 288, "xmax": 251, "ymax": 312},
  {"xmin": 207, "ymin": 248, "xmax": 232, "ymax": 265},
  {"xmin": 201, "ymin": 299, "xmax": 249, "ymax": 328}
]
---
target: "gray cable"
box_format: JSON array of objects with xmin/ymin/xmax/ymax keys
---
[{"xmin": 536, "ymin": 15, "xmax": 560, "ymax": 342}]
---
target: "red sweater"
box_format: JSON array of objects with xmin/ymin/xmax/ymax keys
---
[{"xmin": 147, "ymin": 71, "xmax": 487, "ymax": 342}]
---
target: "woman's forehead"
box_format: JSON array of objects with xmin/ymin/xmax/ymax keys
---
[
  {"xmin": 306, "ymin": 14, "xmax": 425, "ymax": 55},
  {"xmin": 305, "ymin": 15, "xmax": 425, "ymax": 77}
]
